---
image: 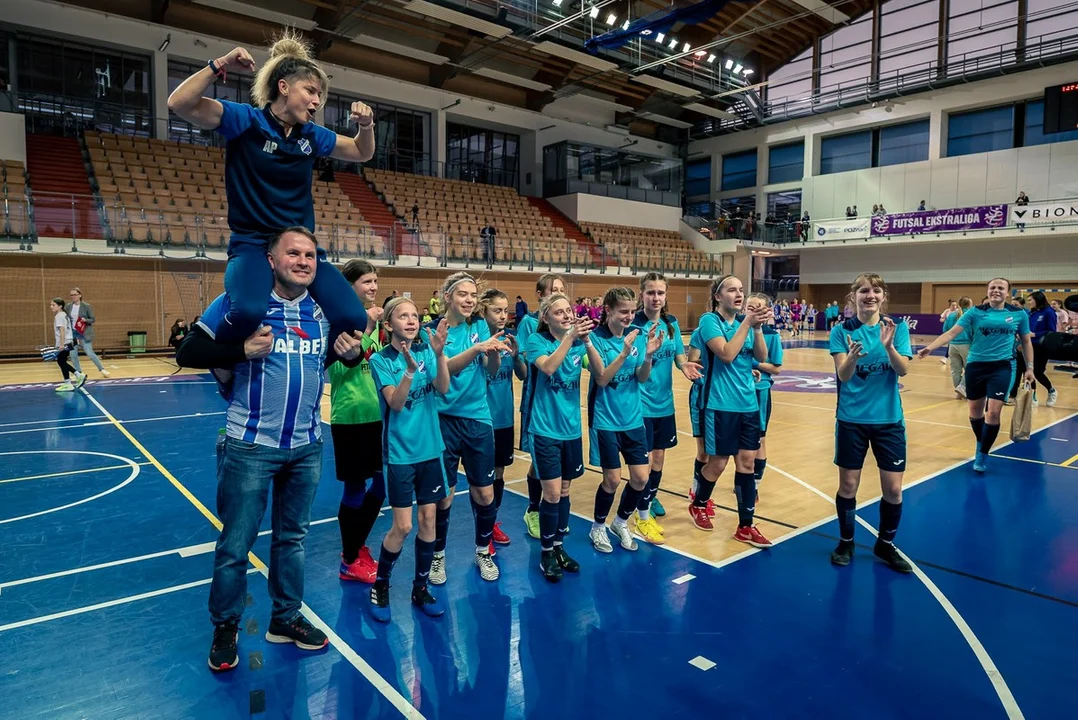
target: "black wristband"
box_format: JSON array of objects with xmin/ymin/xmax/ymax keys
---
[{"xmin": 208, "ymin": 58, "xmax": 222, "ymax": 77}]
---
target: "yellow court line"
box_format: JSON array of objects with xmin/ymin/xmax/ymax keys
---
[
  {"xmin": 1062, "ymin": 452, "xmax": 1078, "ymax": 467},
  {"xmin": 0, "ymin": 462, "xmax": 154, "ymax": 485}
]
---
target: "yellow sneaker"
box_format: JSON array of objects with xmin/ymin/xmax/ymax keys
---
[
  {"xmin": 634, "ymin": 516, "xmax": 666, "ymax": 545},
  {"xmin": 523, "ymin": 509, "xmax": 540, "ymax": 539}
]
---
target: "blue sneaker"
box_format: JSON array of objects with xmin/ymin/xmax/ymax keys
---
[
  {"xmin": 369, "ymin": 584, "xmax": 391, "ymax": 623},
  {"xmin": 411, "ymin": 584, "xmax": 445, "ymax": 618},
  {"xmin": 973, "ymin": 451, "xmax": 987, "ymax": 473},
  {"xmin": 650, "ymin": 497, "xmax": 666, "ymax": 517}
]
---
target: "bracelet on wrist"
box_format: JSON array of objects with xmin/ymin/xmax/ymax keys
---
[{"xmin": 403, "ymin": 370, "xmax": 415, "ymax": 379}]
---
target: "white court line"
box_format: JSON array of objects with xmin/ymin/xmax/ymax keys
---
[
  {"xmin": 0, "ymin": 542, "xmax": 212, "ymax": 592},
  {"xmin": 0, "ymin": 569, "xmax": 259, "ymax": 634},
  {"xmin": 0, "ymin": 410, "xmax": 226, "ymax": 436},
  {"xmin": 0, "ymin": 451, "xmax": 142, "ymax": 525},
  {"xmin": 1050, "ymin": 437, "xmax": 1069, "ymax": 442},
  {"xmin": 0, "ymin": 414, "xmax": 105, "ymax": 428}
]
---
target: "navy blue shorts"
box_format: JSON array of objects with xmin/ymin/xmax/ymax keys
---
[
  {"xmin": 834, "ymin": 421, "xmax": 907, "ymax": 472},
  {"xmin": 494, "ymin": 425, "xmax": 515, "ymax": 468},
  {"xmin": 757, "ymin": 388, "xmax": 773, "ymax": 437},
  {"xmin": 330, "ymin": 421, "xmax": 383, "ymax": 483},
  {"xmin": 702, "ymin": 409, "xmax": 761, "ymax": 457},
  {"xmin": 440, "ymin": 414, "xmax": 495, "ymax": 489},
  {"xmin": 689, "ymin": 384, "xmax": 702, "ymax": 438},
  {"xmin": 592, "ymin": 426, "xmax": 649, "ymax": 469},
  {"xmin": 643, "ymin": 414, "xmax": 678, "ymax": 452},
  {"xmin": 386, "ymin": 458, "xmax": 448, "ymax": 508},
  {"xmin": 964, "ymin": 360, "xmax": 1013, "ymax": 403},
  {"xmin": 532, "ymin": 434, "xmax": 584, "ymax": 482}
]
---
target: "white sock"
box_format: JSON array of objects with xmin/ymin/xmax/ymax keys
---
[
  {"xmin": 476, "ymin": 545, "xmax": 488, "ymax": 555},
  {"xmin": 637, "ymin": 508, "xmax": 650, "ymax": 522},
  {"xmin": 591, "ymin": 521, "xmax": 605, "ymax": 533},
  {"xmin": 433, "ymin": 551, "xmax": 444, "ymax": 559},
  {"xmin": 611, "ymin": 516, "xmax": 626, "ymax": 529}
]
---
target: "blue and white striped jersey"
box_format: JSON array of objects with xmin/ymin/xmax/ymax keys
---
[{"xmin": 198, "ymin": 291, "xmax": 330, "ymax": 449}]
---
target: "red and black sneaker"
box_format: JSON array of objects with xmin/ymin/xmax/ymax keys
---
[
  {"xmin": 208, "ymin": 621, "xmax": 239, "ymax": 672},
  {"xmin": 265, "ymin": 615, "xmax": 329, "ymax": 651}
]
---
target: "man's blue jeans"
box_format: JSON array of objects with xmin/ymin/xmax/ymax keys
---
[{"xmin": 208, "ymin": 437, "xmax": 322, "ymax": 626}]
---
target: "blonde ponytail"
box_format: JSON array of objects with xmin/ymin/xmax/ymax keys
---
[{"xmin": 251, "ymin": 29, "xmax": 330, "ymax": 109}]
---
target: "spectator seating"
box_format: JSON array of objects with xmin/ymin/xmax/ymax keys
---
[
  {"xmin": 1, "ymin": 159, "xmax": 30, "ymax": 238},
  {"xmin": 580, "ymin": 222, "xmax": 714, "ymax": 273}
]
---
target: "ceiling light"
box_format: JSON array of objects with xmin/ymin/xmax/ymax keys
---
[
  {"xmin": 655, "ymin": 32, "xmax": 665, "ymax": 43},
  {"xmin": 743, "ymin": 68, "xmax": 754, "ymax": 76},
  {"xmin": 707, "ymin": 54, "xmax": 716, "ymax": 63},
  {"xmin": 669, "ymin": 37, "xmax": 678, "ymax": 49},
  {"xmin": 606, "ymin": 13, "xmax": 617, "ymax": 25},
  {"xmin": 622, "ymin": 19, "xmax": 630, "ymax": 30},
  {"xmin": 589, "ymin": 5, "xmax": 599, "ymax": 18},
  {"xmin": 682, "ymin": 42, "xmax": 691, "ymax": 53},
  {"xmin": 725, "ymin": 59, "xmax": 733, "ymax": 69},
  {"xmin": 733, "ymin": 63, "xmax": 743, "ymax": 74},
  {"xmin": 553, "ymin": 0, "xmax": 562, "ymax": 6},
  {"xmin": 694, "ymin": 50, "xmax": 706, "ymax": 58}
]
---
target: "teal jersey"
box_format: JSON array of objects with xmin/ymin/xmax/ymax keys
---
[
  {"xmin": 516, "ymin": 311, "xmax": 539, "ymax": 412},
  {"xmin": 754, "ymin": 326, "xmax": 784, "ymax": 390},
  {"xmin": 370, "ymin": 344, "xmax": 444, "ymax": 464},
  {"xmin": 524, "ymin": 331, "xmax": 587, "ymax": 438},
  {"xmin": 942, "ymin": 312, "xmax": 971, "ymax": 346},
  {"xmin": 688, "ymin": 327, "xmax": 707, "ymax": 412},
  {"xmin": 437, "ymin": 319, "xmax": 492, "ymax": 424},
  {"xmin": 829, "ymin": 318, "xmax": 912, "ymax": 425},
  {"xmin": 698, "ymin": 312, "xmax": 759, "ymax": 413},
  {"xmin": 486, "ymin": 348, "xmax": 516, "ymax": 430},
  {"xmin": 959, "ymin": 305, "xmax": 1030, "ymax": 363},
  {"xmin": 587, "ymin": 325, "xmax": 648, "ymax": 431},
  {"xmin": 632, "ymin": 311, "xmax": 685, "ymax": 418}
]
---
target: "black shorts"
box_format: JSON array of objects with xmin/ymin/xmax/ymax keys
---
[
  {"xmin": 834, "ymin": 420, "xmax": 907, "ymax": 472},
  {"xmin": 439, "ymin": 415, "xmax": 495, "ymax": 489},
  {"xmin": 591, "ymin": 426, "xmax": 649, "ymax": 470},
  {"xmin": 643, "ymin": 414, "xmax": 678, "ymax": 452},
  {"xmin": 964, "ymin": 360, "xmax": 1013, "ymax": 403},
  {"xmin": 702, "ymin": 409, "xmax": 761, "ymax": 457},
  {"xmin": 532, "ymin": 434, "xmax": 584, "ymax": 482},
  {"xmin": 494, "ymin": 425, "xmax": 515, "ymax": 468},
  {"xmin": 757, "ymin": 388, "xmax": 773, "ymax": 437},
  {"xmin": 386, "ymin": 458, "xmax": 448, "ymax": 508},
  {"xmin": 330, "ymin": 421, "xmax": 383, "ymax": 483}
]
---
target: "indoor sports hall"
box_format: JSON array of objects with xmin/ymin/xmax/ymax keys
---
[{"xmin": 1, "ymin": 0, "xmax": 1077, "ymax": 718}]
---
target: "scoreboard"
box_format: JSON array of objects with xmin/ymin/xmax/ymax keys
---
[{"xmin": 1043, "ymin": 82, "xmax": 1078, "ymax": 134}]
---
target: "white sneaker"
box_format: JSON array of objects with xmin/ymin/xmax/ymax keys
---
[
  {"xmin": 101, "ymin": 369, "xmax": 111, "ymax": 378},
  {"xmin": 956, "ymin": 384, "xmax": 966, "ymax": 399},
  {"xmin": 609, "ymin": 520, "xmax": 638, "ymax": 551},
  {"xmin": 475, "ymin": 550, "xmax": 499, "ymax": 581},
  {"xmin": 589, "ymin": 525, "xmax": 613, "ymax": 553},
  {"xmin": 74, "ymin": 372, "xmax": 87, "ymax": 389},
  {"xmin": 1047, "ymin": 389, "xmax": 1058, "ymax": 407},
  {"xmin": 55, "ymin": 382, "xmax": 74, "ymax": 392},
  {"xmin": 429, "ymin": 554, "xmax": 446, "ymax": 585},
  {"xmin": 940, "ymin": 357, "xmax": 947, "ymax": 364}
]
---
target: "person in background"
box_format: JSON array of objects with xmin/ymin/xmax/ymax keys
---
[
  {"xmin": 169, "ymin": 319, "xmax": 188, "ymax": 349},
  {"xmin": 942, "ymin": 297, "xmax": 973, "ymax": 399},
  {"xmin": 515, "ymin": 295, "xmax": 528, "ymax": 327},
  {"xmin": 844, "ymin": 206, "xmax": 853, "ymax": 219},
  {"xmin": 851, "ymin": 205, "xmax": 858, "ymax": 217},
  {"xmin": 411, "ymin": 202, "xmax": 420, "ymax": 229},
  {"xmin": 382, "ymin": 289, "xmax": 399, "ymax": 308},
  {"xmin": 428, "ymin": 291, "xmax": 440, "ymax": 321},
  {"xmin": 1050, "ymin": 299, "xmax": 1071, "ymax": 333},
  {"xmin": 1015, "ymin": 192, "xmax": 1029, "ymax": 230},
  {"xmin": 871, "ymin": 204, "xmax": 880, "ymax": 216},
  {"xmin": 68, "ymin": 287, "xmax": 110, "ymax": 378},
  {"xmin": 1027, "ymin": 291, "xmax": 1059, "ymax": 407},
  {"xmin": 50, "ymin": 297, "xmax": 85, "ymax": 392},
  {"xmin": 917, "ymin": 200, "xmax": 926, "ymax": 212}
]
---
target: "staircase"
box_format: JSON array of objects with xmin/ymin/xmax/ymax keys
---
[
  {"xmin": 336, "ymin": 170, "xmax": 420, "ymax": 256},
  {"xmin": 527, "ymin": 196, "xmax": 613, "ymax": 266},
  {"xmin": 24, "ymin": 134, "xmax": 103, "ymax": 239}
]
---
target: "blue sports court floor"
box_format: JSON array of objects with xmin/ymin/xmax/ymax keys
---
[{"xmin": 0, "ymin": 374, "xmax": 1075, "ymax": 719}]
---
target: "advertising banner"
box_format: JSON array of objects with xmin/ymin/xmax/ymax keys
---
[
  {"xmin": 870, "ymin": 205, "xmax": 1007, "ymax": 236},
  {"xmin": 811, "ymin": 218, "xmax": 870, "ymax": 241},
  {"xmin": 1009, "ymin": 201, "xmax": 1078, "ymax": 226}
]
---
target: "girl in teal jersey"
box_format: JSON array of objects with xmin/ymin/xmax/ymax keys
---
[
  {"xmin": 686, "ymin": 329, "xmax": 710, "ymax": 514},
  {"xmin": 524, "ymin": 294, "xmax": 604, "ymax": 582},
  {"xmin": 586, "ymin": 287, "xmax": 662, "ymax": 553},
  {"xmin": 692, "ymin": 275, "xmax": 773, "ymax": 548},
  {"xmin": 632, "ymin": 273, "xmax": 702, "ymax": 543},
  {"xmin": 942, "ymin": 296, "xmax": 974, "ymax": 399},
  {"xmin": 430, "ymin": 272, "xmax": 511, "ymax": 585},
  {"xmin": 518, "ymin": 274, "xmax": 567, "ymax": 540},
  {"xmin": 475, "ymin": 289, "xmax": 528, "ymax": 546},
  {"xmin": 918, "ymin": 278, "xmax": 1035, "ymax": 473},
  {"xmin": 829, "ymin": 273, "xmax": 913, "ymax": 573}
]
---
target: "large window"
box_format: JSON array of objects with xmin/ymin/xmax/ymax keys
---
[
  {"xmin": 721, "ymin": 149, "xmax": 757, "ymax": 191},
  {"xmin": 768, "ymin": 141, "xmax": 804, "ymax": 184},
  {"xmin": 818, "ymin": 13, "xmax": 873, "ymax": 91},
  {"xmin": 685, "ymin": 158, "xmax": 711, "ymax": 198},
  {"xmin": 767, "ymin": 190, "xmax": 802, "ymax": 219},
  {"xmin": 766, "ymin": 47, "xmax": 813, "ymax": 110},
  {"xmin": 879, "ymin": 0, "xmax": 939, "ymax": 83},
  {"xmin": 820, "ymin": 130, "xmax": 872, "ymax": 174},
  {"xmin": 947, "ymin": 0, "xmax": 1018, "ymax": 74},
  {"xmin": 328, "ymin": 93, "xmax": 429, "ymax": 174},
  {"xmin": 1027, "ymin": 0, "xmax": 1078, "ymax": 47},
  {"xmin": 878, "ymin": 119, "xmax": 930, "ymax": 166},
  {"xmin": 447, "ymin": 123, "xmax": 518, "ymax": 189},
  {"xmin": 947, "ymin": 105, "xmax": 1015, "ymax": 156},
  {"xmin": 1023, "ymin": 99, "xmax": 1078, "ymax": 146},
  {"xmin": 16, "ymin": 34, "xmax": 151, "ymax": 136}
]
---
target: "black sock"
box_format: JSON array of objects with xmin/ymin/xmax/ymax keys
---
[
  {"xmin": 616, "ymin": 484, "xmax": 644, "ymax": 521},
  {"xmin": 526, "ymin": 473, "xmax": 542, "ymax": 512},
  {"xmin": 473, "ymin": 497, "xmax": 497, "ymax": 548},
  {"xmin": 970, "ymin": 416, "xmax": 985, "ymax": 444},
  {"xmin": 555, "ymin": 495, "xmax": 571, "ymax": 543},
  {"xmin": 753, "ymin": 458, "xmax": 767, "ymax": 486},
  {"xmin": 980, "ymin": 422, "xmax": 1001, "ymax": 455},
  {"xmin": 692, "ymin": 459, "xmax": 704, "ymax": 486},
  {"xmin": 733, "ymin": 471, "xmax": 756, "ymax": 527},
  {"xmin": 353, "ymin": 490, "xmax": 384, "ymax": 552},
  {"xmin": 593, "ymin": 485, "xmax": 615, "ymax": 524},
  {"xmin": 637, "ymin": 469, "xmax": 662, "ymax": 511},
  {"xmin": 693, "ymin": 475, "xmax": 716, "ymax": 507},
  {"xmin": 878, "ymin": 499, "xmax": 902, "ymax": 544},
  {"xmin": 414, "ymin": 536, "xmax": 435, "ymax": 589},
  {"xmin": 434, "ymin": 504, "xmax": 450, "ymax": 554},
  {"xmin": 836, "ymin": 494, "xmax": 856, "ymax": 541},
  {"xmin": 337, "ymin": 504, "xmax": 364, "ymax": 564},
  {"xmin": 539, "ymin": 498, "xmax": 558, "ymax": 550},
  {"xmin": 375, "ymin": 541, "xmax": 401, "ymax": 588},
  {"xmin": 493, "ymin": 477, "xmax": 505, "ymax": 509}
]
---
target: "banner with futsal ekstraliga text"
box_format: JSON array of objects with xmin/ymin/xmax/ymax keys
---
[{"xmin": 870, "ymin": 205, "xmax": 1008, "ymax": 236}]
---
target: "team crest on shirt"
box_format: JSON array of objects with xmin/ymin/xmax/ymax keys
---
[
  {"xmin": 471, "ymin": 332, "xmax": 480, "ymax": 343},
  {"xmin": 416, "ymin": 361, "xmax": 426, "ymax": 373},
  {"xmin": 298, "ymin": 138, "xmax": 312, "ymax": 155},
  {"xmin": 572, "ymin": 355, "xmax": 582, "ymax": 366},
  {"xmin": 313, "ymin": 306, "xmax": 324, "ymax": 321},
  {"xmin": 629, "ymin": 346, "xmax": 639, "ymax": 358}
]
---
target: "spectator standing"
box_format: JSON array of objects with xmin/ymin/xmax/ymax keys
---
[{"xmin": 68, "ymin": 287, "xmax": 110, "ymax": 377}]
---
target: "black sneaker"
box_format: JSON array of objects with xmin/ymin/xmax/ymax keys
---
[
  {"xmin": 410, "ymin": 584, "xmax": 445, "ymax": 617},
  {"xmin": 553, "ymin": 545, "xmax": 579, "ymax": 573},
  {"xmin": 370, "ymin": 583, "xmax": 391, "ymax": 623},
  {"xmin": 874, "ymin": 540, "xmax": 913, "ymax": 574},
  {"xmin": 830, "ymin": 540, "xmax": 854, "ymax": 567},
  {"xmin": 265, "ymin": 615, "xmax": 329, "ymax": 650},
  {"xmin": 539, "ymin": 550, "xmax": 563, "ymax": 583},
  {"xmin": 208, "ymin": 621, "xmax": 239, "ymax": 672}
]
